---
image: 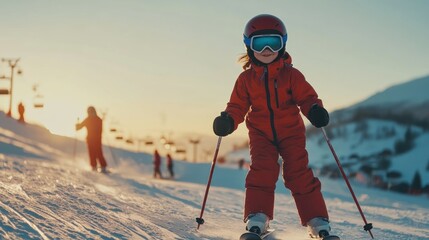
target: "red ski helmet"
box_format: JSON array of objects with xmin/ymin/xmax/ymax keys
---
[
  {"xmin": 244, "ymin": 14, "xmax": 287, "ymax": 38},
  {"xmin": 243, "ymin": 14, "xmax": 288, "ymax": 66}
]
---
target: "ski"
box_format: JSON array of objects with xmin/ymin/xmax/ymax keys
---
[
  {"xmin": 99, "ymin": 167, "xmax": 114, "ymax": 174},
  {"xmin": 238, "ymin": 229, "xmax": 340, "ymax": 240},
  {"xmin": 321, "ymin": 235, "xmax": 340, "ymax": 240},
  {"xmin": 319, "ymin": 230, "xmax": 341, "ymax": 240},
  {"xmin": 239, "ymin": 229, "xmax": 275, "ymax": 240}
]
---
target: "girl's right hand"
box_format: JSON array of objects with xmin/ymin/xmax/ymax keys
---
[{"xmin": 213, "ymin": 112, "xmax": 234, "ymax": 136}]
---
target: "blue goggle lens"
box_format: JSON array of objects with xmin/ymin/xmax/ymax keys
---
[
  {"xmin": 252, "ymin": 35, "xmax": 282, "ymax": 52},
  {"xmin": 244, "ymin": 34, "xmax": 287, "ymax": 53}
]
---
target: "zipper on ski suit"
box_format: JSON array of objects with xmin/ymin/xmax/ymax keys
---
[
  {"xmin": 263, "ymin": 67, "xmax": 278, "ymax": 145},
  {"xmin": 274, "ymin": 79, "xmax": 279, "ymax": 108}
]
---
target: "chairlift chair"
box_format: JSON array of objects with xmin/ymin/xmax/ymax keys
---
[
  {"xmin": 175, "ymin": 148, "xmax": 186, "ymax": 154},
  {"xmin": 33, "ymin": 94, "xmax": 44, "ymax": 108},
  {"xmin": 34, "ymin": 103, "xmax": 44, "ymax": 108}
]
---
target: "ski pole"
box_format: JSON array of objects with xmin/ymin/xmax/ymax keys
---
[
  {"xmin": 101, "ymin": 111, "xmax": 118, "ymax": 166},
  {"xmin": 196, "ymin": 136, "xmax": 222, "ymax": 230},
  {"xmin": 104, "ymin": 133, "xmax": 118, "ymax": 166},
  {"xmin": 321, "ymin": 127, "xmax": 374, "ymax": 239}
]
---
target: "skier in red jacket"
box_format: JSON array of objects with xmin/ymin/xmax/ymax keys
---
[
  {"xmin": 213, "ymin": 14, "xmax": 334, "ymax": 238},
  {"xmin": 153, "ymin": 149, "xmax": 162, "ymax": 178},
  {"xmin": 76, "ymin": 106, "xmax": 108, "ymax": 173},
  {"xmin": 17, "ymin": 102, "xmax": 25, "ymax": 123}
]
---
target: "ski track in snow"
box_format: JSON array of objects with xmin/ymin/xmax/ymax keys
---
[
  {"xmin": 0, "ymin": 199, "xmax": 49, "ymax": 240},
  {"xmin": 0, "ymin": 154, "xmax": 429, "ymax": 239}
]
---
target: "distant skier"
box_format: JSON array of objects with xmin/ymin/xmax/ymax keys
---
[
  {"xmin": 17, "ymin": 102, "xmax": 25, "ymax": 124},
  {"xmin": 238, "ymin": 158, "xmax": 245, "ymax": 170},
  {"xmin": 153, "ymin": 149, "xmax": 162, "ymax": 178},
  {"xmin": 213, "ymin": 14, "xmax": 337, "ymax": 239},
  {"xmin": 75, "ymin": 106, "xmax": 108, "ymax": 173},
  {"xmin": 166, "ymin": 153, "xmax": 174, "ymax": 179}
]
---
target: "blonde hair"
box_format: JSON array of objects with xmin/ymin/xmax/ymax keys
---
[{"xmin": 238, "ymin": 53, "xmax": 251, "ymax": 70}]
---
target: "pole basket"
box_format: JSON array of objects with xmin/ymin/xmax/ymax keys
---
[
  {"xmin": 196, "ymin": 218, "xmax": 204, "ymax": 225},
  {"xmin": 364, "ymin": 223, "xmax": 373, "ymax": 231}
]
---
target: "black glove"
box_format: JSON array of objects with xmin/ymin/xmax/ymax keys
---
[
  {"xmin": 213, "ymin": 112, "xmax": 234, "ymax": 136},
  {"xmin": 308, "ymin": 104, "xmax": 329, "ymax": 128}
]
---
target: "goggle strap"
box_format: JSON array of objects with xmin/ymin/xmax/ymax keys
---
[{"xmin": 243, "ymin": 35, "xmax": 251, "ymax": 46}]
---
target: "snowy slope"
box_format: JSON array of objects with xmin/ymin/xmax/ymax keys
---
[
  {"xmin": 1, "ymin": 113, "xmax": 429, "ymax": 240},
  {"xmin": 307, "ymin": 120, "xmax": 429, "ymax": 185}
]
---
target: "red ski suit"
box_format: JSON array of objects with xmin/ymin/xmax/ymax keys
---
[{"xmin": 225, "ymin": 54, "xmax": 328, "ymax": 225}]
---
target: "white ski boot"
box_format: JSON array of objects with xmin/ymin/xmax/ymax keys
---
[
  {"xmin": 307, "ymin": 217, "xmax": 332, "ymax": 239},
  {"xmin": 246, "ymin": 213, "xmax": 270, "ymax": 235}
]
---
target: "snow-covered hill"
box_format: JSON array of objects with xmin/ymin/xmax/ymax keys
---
[
  {"xmin": 318, "ymin": 76, "xmax": 429, "ymax": 190},
  {"xmin": 332, "ymin": 75, "xmax": 429, "ymax": 126},
  {"xmin": 353, "ymin": 75, "xmax": 429, "ymax": 109},
  {"xmin": 307, "ymin": 120, "xmax": 429, "ymax": 186},
  {"xmin": 1, "ymin": 111, "xmax": 429, "ymax": 239}
]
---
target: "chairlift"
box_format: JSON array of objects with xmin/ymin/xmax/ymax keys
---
[
  {"xmin": 34, "ymin": 103, "xmax": 44, "ymax": 108},
  {"xmin": 126, "ymin": 138, "xmax": 134, "ymax": 144},
  {"xmin": 175, "ymin": 148, "xmax": 186, "ymax": 154},
  {"xmin": 32, "ymin": 94, "xmax": 44, "ymax": 108},
  {"xmin": 0, "ymin": 89, "xmax": 9, "ymax": 95},
  {"xmin": 109, "ymin": 120, "xmax": 119, "ymax": 133},
  {"xmin": 115, "ymin": 136, "xmax": 124, "ymax": 140}
]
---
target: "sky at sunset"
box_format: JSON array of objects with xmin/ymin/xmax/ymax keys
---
[{"xmin": 1, "ymin": 0, "xmax": 428, "ymax": 144}]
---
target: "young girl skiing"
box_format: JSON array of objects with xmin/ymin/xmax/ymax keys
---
[{"xmin": 213, "ymin": 14, "xmax": 335, "ymax": 239}]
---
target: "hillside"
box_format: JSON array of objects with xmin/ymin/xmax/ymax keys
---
[
  {"xmin": 318, "ymin": 76, "xmax": 429, "ymax": 192},
  {"xmin": 353, "ymin": 75, "xmax": 429, "ymax": 109},
  {"xmin": 330, "ymin": 75, "xmax": 429, "ymax": 129},
  {"xmin": 307, "ymin": 120, "xmax": 429, "ymax": 188}
]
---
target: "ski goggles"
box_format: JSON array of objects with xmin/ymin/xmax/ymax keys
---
[{"xmin": 243, "ymin": 34, "xmax": 287, "ymax": 53}]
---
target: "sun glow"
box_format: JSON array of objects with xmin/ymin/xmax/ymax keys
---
[{"xmin": 25, "ymin": 102, "xmax": 83, "ymax": 138}]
